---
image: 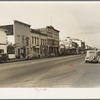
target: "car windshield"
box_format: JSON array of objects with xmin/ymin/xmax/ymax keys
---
[
  {"xmin": 97, "ymin": 51, "xmax": 100, "ymax": 56},
  {"xmin": 87, "ymin": 51, "xmax": 97, "ymax": 56},
  {"xmin": 89, "ymin": 52, "xmax": 95, "ymax": 53}
]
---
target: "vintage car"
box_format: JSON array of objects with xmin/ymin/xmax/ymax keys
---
[
  {"xmin": 0, "ymin": 53, "xmax": 9, "ymax": 63},
  {"xmin": 85, "ymin": 50, "xmax": 100, "ymax": 63}
]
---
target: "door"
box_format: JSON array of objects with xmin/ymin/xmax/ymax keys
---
[
  {"xmin": 18, "ymin": 49, "xmax": 20, "ymax": 59},
  {"xmin": 23, "ymin": 47, "xmax": 26, "ymax": 58}
]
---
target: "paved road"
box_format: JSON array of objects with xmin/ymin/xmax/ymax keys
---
[{"xmin": 0, "ymin": 54, "xmax": 100, "ymax": 88}]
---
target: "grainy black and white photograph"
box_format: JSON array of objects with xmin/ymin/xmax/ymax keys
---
[{"xmin": 0, "ymin": 1, "xmax": 100, "ymax": 88}]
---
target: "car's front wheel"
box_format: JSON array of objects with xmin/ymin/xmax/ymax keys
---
[
  {"xmin": 98, "ymin": 61, "xmax": 100, "ymax": 64},
  {"xmin": 85, "ymin": 61, "xmax": 88, "ymax": 63}
]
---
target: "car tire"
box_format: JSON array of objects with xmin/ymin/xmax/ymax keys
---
[
  {"xmin": 89, "ymin": 55, "xmax": 95, "ymax": 61},
  {"xmin": 98, "ymin": 62, "xmax": 100, "ymax": 64},
  {"xmin": 85, "ymin": 61, "xmax": 87, "ymax": 63}
]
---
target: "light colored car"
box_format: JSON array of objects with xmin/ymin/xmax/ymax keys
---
[{"xmin": 85, "ymin": 50, "xmax": 100, "ymax": 63}]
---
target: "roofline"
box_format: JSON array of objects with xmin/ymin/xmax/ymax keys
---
[
  {"xmin": 0, "ymin": 28, "xmax": 7, "ymax": 32},
  {"xmin": 33, "ymin": 26, "xmax": 60, "ymax": 32},
  {"xmin": 14, "ymin": 20, "xmax": 31, "ymax": 27},
  {"xmin": 31, "ymin": 29, "xmax": 47, "ymax": 36},
  {"xmin": 0, "ymin": 24, "xmax": 13, "ymax": 27},
  {"xmin": 46, "ymin": 26, "xmax": 60, "ymax": 32},
  {"xmin": 31, "ymin": 29, "xmax": 40, "ymax": 34}
]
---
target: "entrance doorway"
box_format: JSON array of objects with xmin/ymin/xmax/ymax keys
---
[{"xmin": 18, "ymin": 49, "xmax": 20, "ymax": 59}]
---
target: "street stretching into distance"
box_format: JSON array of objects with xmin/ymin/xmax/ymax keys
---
[{"xmin": 0, "ymin": 54, "xmax": 100, "ymax": 88}]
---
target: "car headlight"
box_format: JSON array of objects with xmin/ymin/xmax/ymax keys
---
[{"xmin": 85, "ymin": 57, "xmax": 89, "ymax": 59}]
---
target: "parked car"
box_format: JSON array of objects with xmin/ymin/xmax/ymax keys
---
[
  {"xmin": 85, "ymin": 50, "xmax": 100, "ymax": 63},
  {"xmin": 0, "ymin": 53, "xmax": 9, "ymax": 63},
  {"xmin": 26, "ymin": 52, "xmax": 40, "ymax": 60}
]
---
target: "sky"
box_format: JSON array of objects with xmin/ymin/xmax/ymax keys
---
[{"xmin": 0, "ymin": 1, "xmax": 100, "ymax": 48}]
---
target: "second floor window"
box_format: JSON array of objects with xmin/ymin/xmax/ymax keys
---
[
  {"xmin": 41, "ymin": 39, "xmax": 42, "ymax": 45},
  {"xmin": 26, "ymin": 37, "xmax": 29, "ymax": 46},
  {"xmin": 22, "ymin": 37, "xmax": 24, "ymax": 45},
  {"xmin": 35, "ymin": 37, "xmax": 36, "ymax": 44},
  {"xmin": 37, "ymin": 38, "xmax": 39, "ymax": 45},
  {"xmin": 45, "ymin": 40, "xmax": 46, "ymax": 45},
  {"xmin": 32, "ymin": 37, "xmax": 34, "ymax": 44},
  {"xmin": 17, "ymin": 35, "xmax": 20, "ymax": 42}
]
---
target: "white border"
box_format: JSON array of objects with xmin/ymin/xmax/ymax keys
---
[
  {"xmin": 0, "ymin": 88, "xmax": 100, "ymax": 99},
  {"xmin": 0, "ymin": 1, "xmax": 100, "ymax": 99}
]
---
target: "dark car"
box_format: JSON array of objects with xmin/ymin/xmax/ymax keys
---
[{"xmin": 0, "ymin": 53, "xmax": 9, "ymax": 63}]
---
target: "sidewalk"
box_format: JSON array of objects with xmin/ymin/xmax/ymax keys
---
[
  {"xmin": 9, "ymin": 57, "xmax": 44, "ymax": 63},
  {"xmin": 9, "ymin": 58, "xmax": 26, "ymax": 63},
  {"xmin": 8, "ymin": 56, "xmax": 51, "ymax": 63},
  {"xmin": 8, "ymin": 54, "xmax": 84, "ymax": 63}
]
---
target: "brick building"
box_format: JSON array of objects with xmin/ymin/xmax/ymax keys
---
[
  {"xmin": 38, "ymin": 26, "xmax": 60, "ymax": 57},
  {"xmin": 31, "ymin": 29, "xmax": 47, "ymax": 57}
]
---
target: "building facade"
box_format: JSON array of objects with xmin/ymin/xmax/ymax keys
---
[
  {"xmin": 39, "ymin": 31, "xmax": 47, "ymax": 57},
  {"xmin": 0, "ymin": 20, "xmax": 60, "ymax": 58},
  {"xmin": 0, "ymin": 25, "xmax": 14, "ymax": 45},
  {"xmin": 60, "ymin": 37, "xmax": 78, "ymax": 54},
  {"xmin": 14, "ymin": 20, "xmax": 31, "ymax": 58},
  {"xmin": 47, "ymin": 26, "xmax": 59, "ymax": 56},
  {"xmin": 0, "ymin": 29, "xmax": 7, "ymax": 54},
  {"xmin": 0, "ymin": 20, "xmax": 31, "ymax": 58},
  {"xmin": 72, "ymin": 38, "xmax": 85, "ymax": 54},
  {"xmin": 31, "ymin": 29, "xmax": 48, "ymax": 57},
  {"xmin": 31, "ymin": 29, "xmax": 40, "ymax": 54},
  {"xmin": 38, "ymin": 26, "xmax": 59, "ymax": 57}
]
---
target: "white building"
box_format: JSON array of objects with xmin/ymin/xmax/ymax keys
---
[
  {"xmin": 60, "ymin": 37, "xmax": 72, "ymax": 49},
  {"xmin": 72, "ymin": 38, "xmax": 82, "ymax": 47},
  {"xmin": 0, "ymin": 28, "xmax": 7, "ymax": 53}
]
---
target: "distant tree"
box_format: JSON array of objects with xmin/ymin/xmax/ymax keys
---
[{"xmin": 7, "ymin": 44, "xmax": 15, "ymax": 54}]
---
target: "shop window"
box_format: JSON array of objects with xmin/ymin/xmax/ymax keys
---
[
  {"xmin": 27, "ymin": 48, "xmax": 29, "ymax": 55},
  {"xmin": 41, "ymin": 39, "xmax": 42, "ymax": 45},
  {"xmin": 32, "ymin": 37, "xmax": 34, "ymax": 44},
  {"xmin": 35, "ymin": 37, "xmax": 36, "ymax": 44},
  {"xmin": 0, "ymin": 49, "xmax": 4, "ymax": 53},
  {"xmin": 37, "ymin": 38, "xmax": 39, "ymax": 45},
  {"xmin": 22, "ymin": 36, "xmax": 24, "ymax": 45},
  {"xmin": 45, "ymin": 40, "xmax": 46, "ymax": 45},
  {"xmin": 26, "ymin": 37, "xmax": 29, "ymax": 46}
]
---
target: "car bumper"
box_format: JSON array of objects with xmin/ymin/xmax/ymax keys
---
[{"xmin": 85, "ymin": 58, "xmax": 98, "ymax": 62}]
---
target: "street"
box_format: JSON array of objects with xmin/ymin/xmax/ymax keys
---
[{"xmin": 0, "ymin": 54, "xmax": 100, "ymax": 88}]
